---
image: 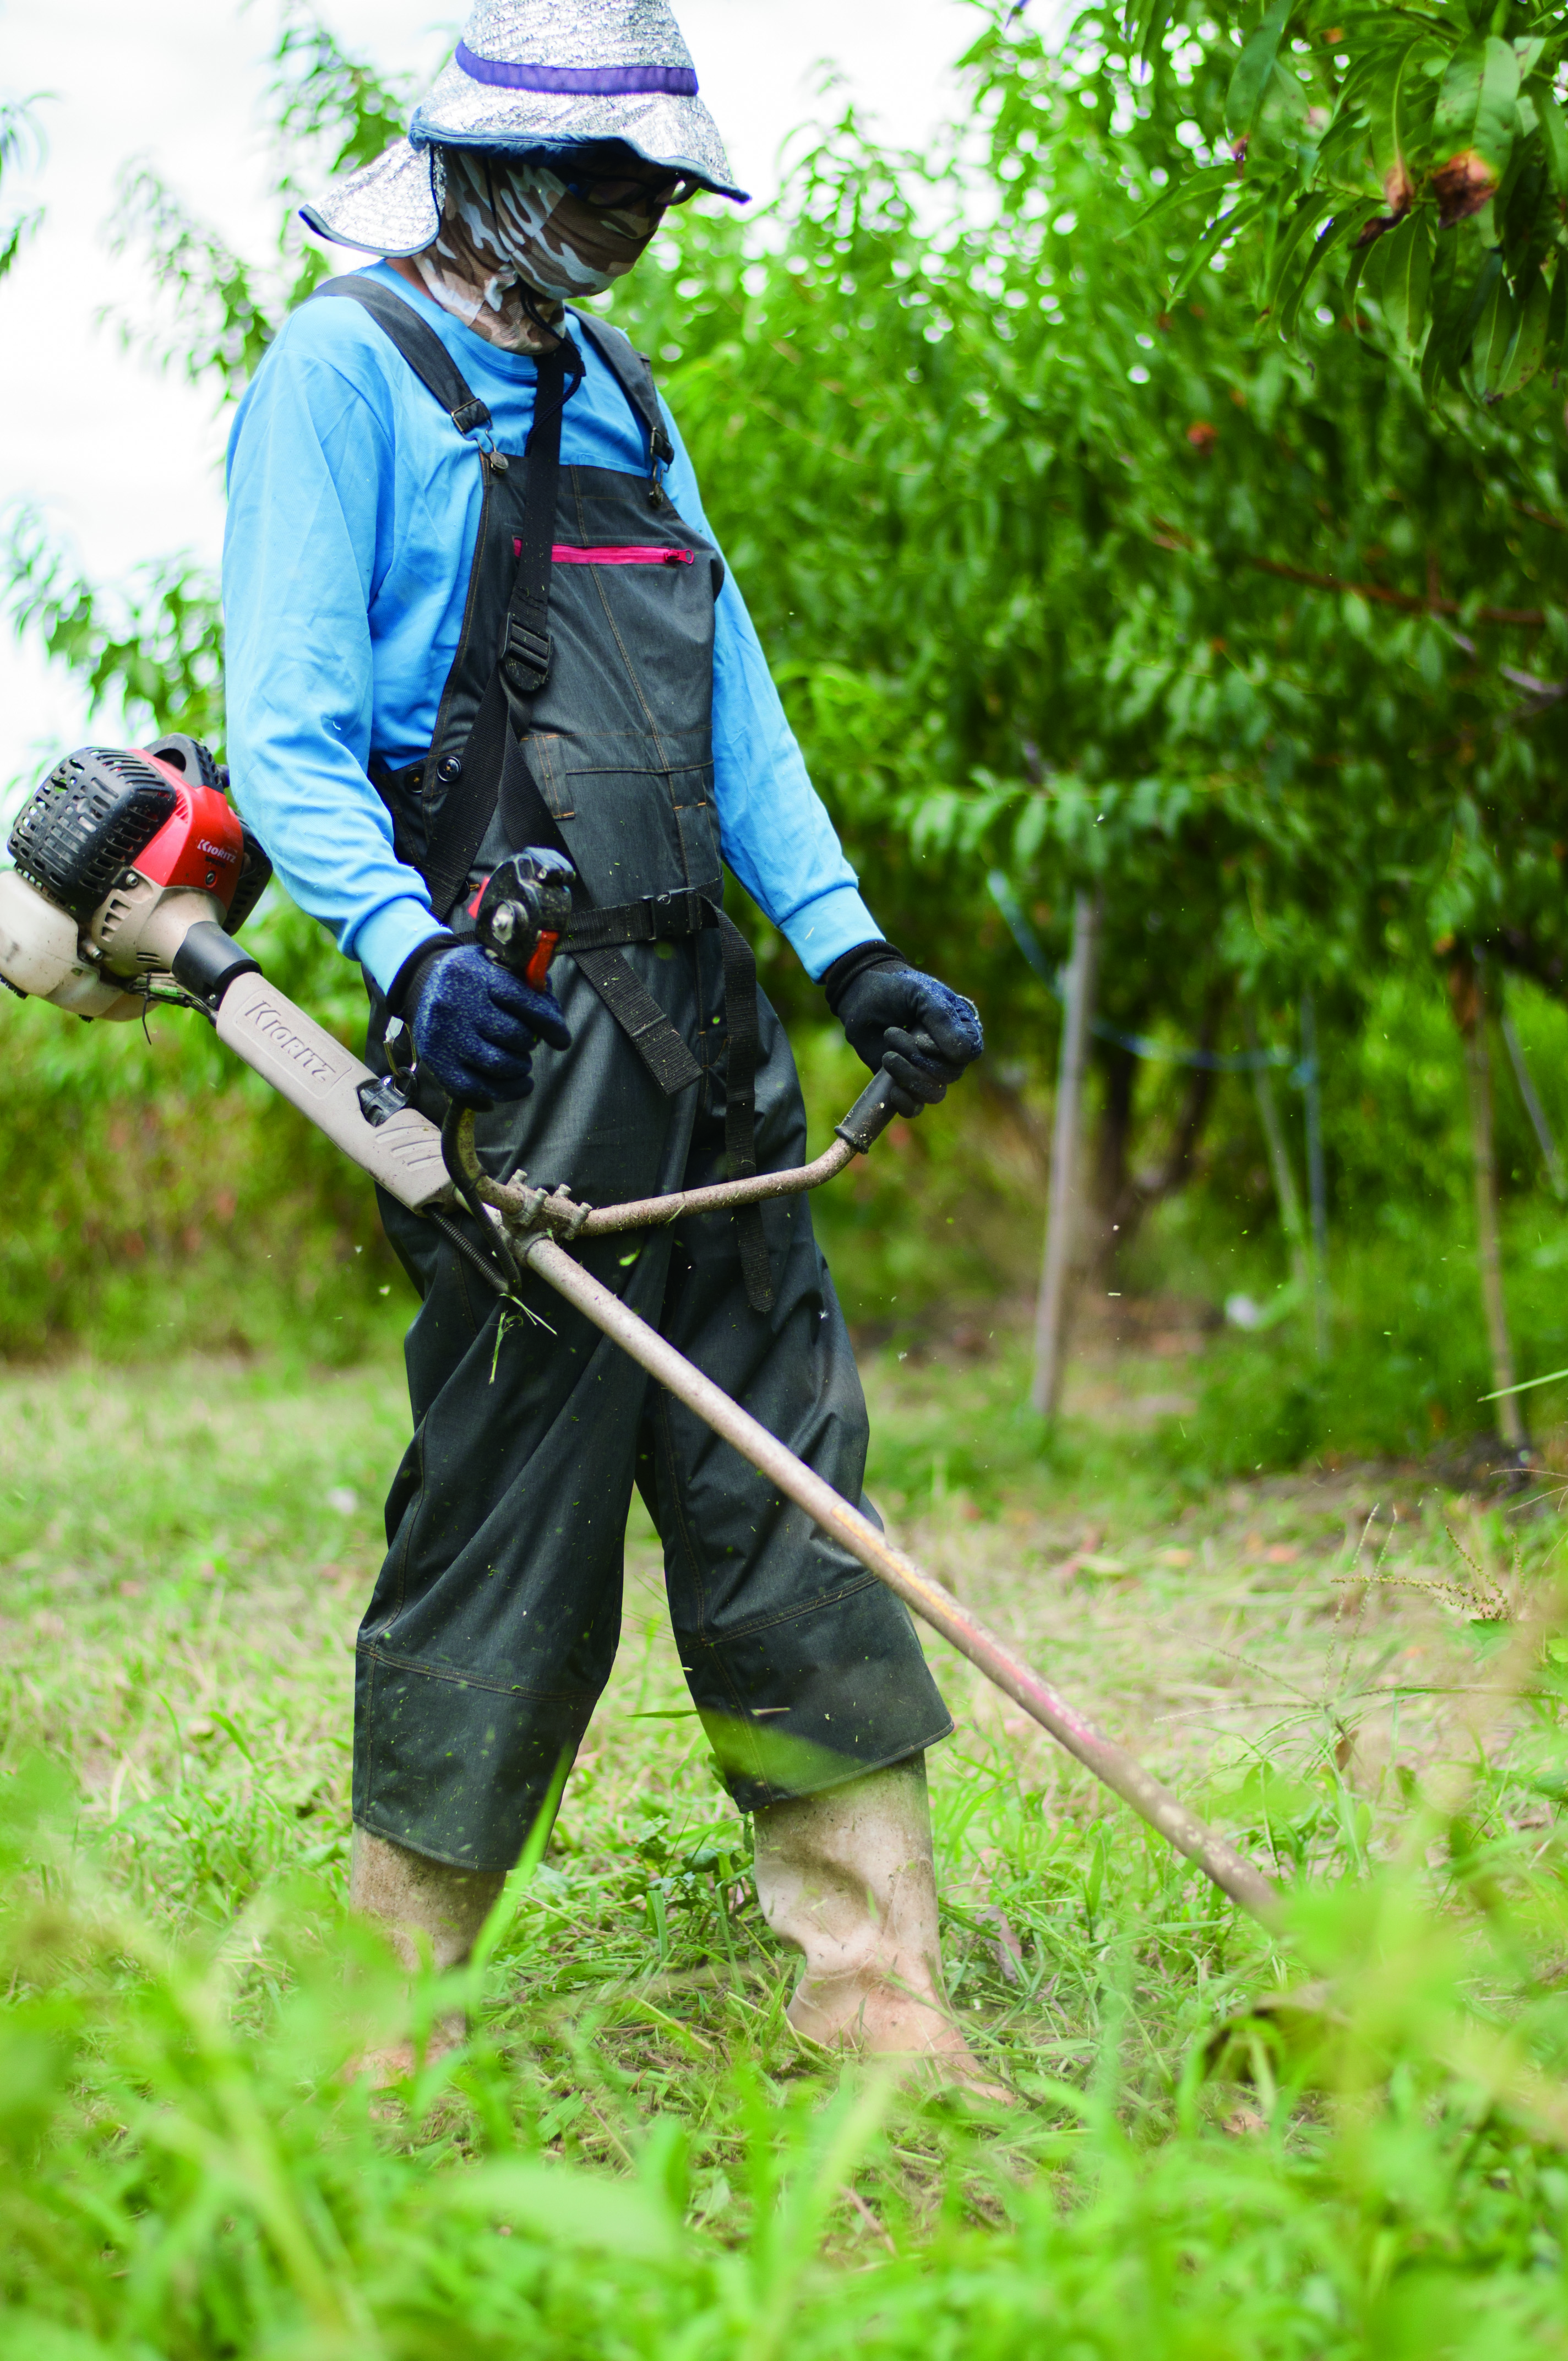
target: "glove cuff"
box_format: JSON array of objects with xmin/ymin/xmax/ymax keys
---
[
  {"xmin": 820, "ymin": 939, "xmax": 908, "ymax": 1017},
  {"xmin": 387, "ymin": 931, "xmax": 460, "ymax": 1021}
]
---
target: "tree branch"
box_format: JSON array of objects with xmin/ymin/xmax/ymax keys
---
[{"xmin": 1238, "ymin": 555, "xmax": 1545, "ymax": 629}]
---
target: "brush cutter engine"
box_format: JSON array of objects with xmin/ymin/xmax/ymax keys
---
[
  {"xmin": 0, "ymin": 737, "xmax": 450, "ymax": 1210},
  {"xmin": 0, "ymin": 737, "xmax": 271, "ymax": 1019}
]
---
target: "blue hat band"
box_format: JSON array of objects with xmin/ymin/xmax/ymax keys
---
[{"xmin": 454, "ymin": 44, "xmax": 698, "ymax": 97}]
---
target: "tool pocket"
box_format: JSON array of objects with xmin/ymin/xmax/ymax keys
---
[{"xmin": 523, "ymin": 731, "xmax": 717, "ymax": 907}]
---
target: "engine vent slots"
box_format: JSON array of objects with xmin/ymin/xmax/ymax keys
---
[{"xmin": 8, "ymin": 749, "xmax": 179, "ymax": 923}]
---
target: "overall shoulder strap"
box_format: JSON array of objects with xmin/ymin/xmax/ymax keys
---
[
  {"xmin": 421, "ymin": 339, "xmax": 580, "ymax": 922},
  {"xmin": 568, "ymin": 310, "xmax": 674, "ymax": 476},
  {"xmin": 312, "ymin": 274, "xmax": 493, "ymax": 439}
]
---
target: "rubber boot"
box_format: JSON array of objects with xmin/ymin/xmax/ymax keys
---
[
  {"xmin": 346, "ymin": 1826, "xmax": 506, "ymax": 2083},
  {"xmin": 752, "ymin": 1755, "xmax": 1010, "ymax": 2101}
]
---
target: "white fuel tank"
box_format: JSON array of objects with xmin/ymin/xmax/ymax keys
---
[{"xmin": 0, "ymin": 868, "xmax": 143, "ymax": 1020}]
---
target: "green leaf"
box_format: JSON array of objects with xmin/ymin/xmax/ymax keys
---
[
  {"xmin": 444, "ymin": 2161, "xmax": 680, "ymax": 2260},
  {"xmin": 1476, "ymin": 36, "xmax": 1520, "ymax": 171},
  {"xmin": 1434, "ymin": 40, "xmax": 1484, "ymax": 150},
  {"xmin": 1255, "ymin": 59, "xmax": 1311, "ymax": 153},
  {"xmin": 1121, "ymin": 0, "xmax": 1164, "ymax": 72},
  {"xmin": 1264, "ymin": 189, "xmax": 1340, "ymax": 312},
  {"xmin": 1434, "ymin": 36, "xmax": 1521, "ymax": 176},
  {"xmin": 1170, "ymin": 193, "xmax": 1264, "ymax": 302},
  {"xmin": 1500, "ymin": 265, "xmax": 1550, "ymax": 394},
  {"xmin": 0, "ymin": 206, "xmax": 40, "ymax": 284},
  {"xmin": 1440, "ymin": 243, "xmax": 1506, "ymax": 390},
  {"xmin": 1527, "ymin": 79, "xmax": 1568, "ymax": 195},
  {"xmin": 1342, "ymin": 221, "xmax": 1381, "ymax": 333},
  {"xmin": 1469, "ymin": 264, "xmax": 1519, "ymax": 400},
  {"xmin": 1378, "ymin": 211, "xmax": 1434, "ymax": 350},
  {"xmin": 1548, "ymin": 258, "xmax": 1568, "ymax": 372},
  {"xmin": 1227, "ymin": 0, "xmax": 1293, "ymax": 140},
  {"xmin": 1419, "ymin": 311, "xmax": 1448, "ymax": 401},
  {"xmin": 1421, "ymin": 229, "xmax": 1468, "ymax": 398},
  {"xmin": 1126, "ymin": 162, "xmax": 1237, "ymax": 237},
  {"xmin": 1276, "ymin": 201, "xmax": 1380, "ymax": 341},
  {"xmin": 1368, "ymin": 37, "xmax": 1441, "ymax": 197}
]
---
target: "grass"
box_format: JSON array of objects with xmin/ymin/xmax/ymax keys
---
[{"xmin": 6, "ymin": 1329, "xmax": 1568, "ymax": 2355}]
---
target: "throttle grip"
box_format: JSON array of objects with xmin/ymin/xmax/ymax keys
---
[{"xmin": 834, "ymin": 1065, "xmax": 907, "ymax": 1154}]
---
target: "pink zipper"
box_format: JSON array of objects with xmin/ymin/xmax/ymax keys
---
[
  {"xmin": 511, "ymin": 538, "xmax": 695, "ymax": 566},
  {"xmin": 554, "ymin": 543, "xmax": 694, "ymax": 566}
]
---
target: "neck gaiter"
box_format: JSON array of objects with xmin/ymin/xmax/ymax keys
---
[{"xmin": 410, "ymin": 150, "xmax": 663, "ymax": 352}]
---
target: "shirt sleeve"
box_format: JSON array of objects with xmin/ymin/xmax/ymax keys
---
[
  {"xmin": 222, "ymin": 326, "xmax": 445, "ymax": 998},
  {"xmin": 657, "ymin": 405, "xmax": 883, "ymax": 981}
]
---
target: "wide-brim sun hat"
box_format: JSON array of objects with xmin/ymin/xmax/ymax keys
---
[{"xmin": 301, "ymin": 0, "xmax": 746, "ymax": 259}]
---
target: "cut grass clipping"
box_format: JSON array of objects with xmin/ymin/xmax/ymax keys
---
[{"xmin": 4, "ymin": 1348, "xmax": 1568, "ymax": 2354}]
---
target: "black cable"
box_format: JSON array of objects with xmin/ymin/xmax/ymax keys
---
[{"xmin": 428, "ymin": 1209, "xmax": 510, "ymax": 1298}]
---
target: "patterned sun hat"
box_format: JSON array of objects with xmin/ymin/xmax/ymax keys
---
[{"xmin": 301, "ymin": 0, "xmax": 745, "ymax": 258}]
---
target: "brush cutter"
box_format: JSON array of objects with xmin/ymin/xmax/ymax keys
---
[{"xmin": 0, "ymin": 741, "xmax": 1280, "ymax": 1927}]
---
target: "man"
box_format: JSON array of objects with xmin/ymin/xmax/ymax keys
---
[{"xmin": 224, "ymin": 0, "xmax": 991, "ymax": 2081}]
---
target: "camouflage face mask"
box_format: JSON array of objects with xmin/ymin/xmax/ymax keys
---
[{"xmin": 411, "ymin": 149, "xmax": 666, "ymax": 351}]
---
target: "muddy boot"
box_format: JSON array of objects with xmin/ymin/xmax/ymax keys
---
[
  {"xmin": 346, "ymin": 1827, "xmax": 507, "ymax": 2084},
  {"xmin": 752, "ymin": 1755, "xmax": 1010, "ymax": 2102}
]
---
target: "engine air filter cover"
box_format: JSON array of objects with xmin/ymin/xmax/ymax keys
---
[{"xmin": 8, "ymin": 748, "xmax": 178, "ymax": 922}]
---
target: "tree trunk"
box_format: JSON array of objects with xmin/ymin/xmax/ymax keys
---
[
  {"xmin": 1499, "ymin": 983, "xmax": 1567, "ymax": 1200},
  {"xmin": 1448, "ymin": 954, "xmax": 1525, "ymax": 1450},
  {"xmin": 1085, "ymin": 983, "xmax": 1227, "ymax": 1290},
  {"xmin": 1088, "ymin": 1037, "xmax": 1139, "ymax": 1286},
  {"xmin": 1244, "ymin": 1007, "xmax": 1314, "ymax": 1342},
  {"xmin": 1031, "ymin": 889, "xmax": 1101, "ymax": 1416},
  {"xmin": 1153, "ymin": 992, "xmax": 1226, "ymax": 1204}
]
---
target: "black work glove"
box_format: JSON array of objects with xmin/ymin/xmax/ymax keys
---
[
  {"xmin": 394, "ymin": 937, "xmax": 571, "ymax": 1109},
  {"xmin": 823, "ymin": 941, "xmax": 983, "ymax": 1118}
]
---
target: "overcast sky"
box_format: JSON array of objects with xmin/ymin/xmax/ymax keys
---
[{"xmin": 0, "ymin": 0, "xmax": 987, "ymax": 792}]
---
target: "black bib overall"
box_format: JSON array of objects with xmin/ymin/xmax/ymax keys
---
[{"xmin": 319, "ymin": 278, "xmax": 950, "ymax": 1872}]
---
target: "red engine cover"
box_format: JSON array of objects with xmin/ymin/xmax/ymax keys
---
[{"xmin": 130, "ymin": 752, "xmax": 247, "ymax": 910}]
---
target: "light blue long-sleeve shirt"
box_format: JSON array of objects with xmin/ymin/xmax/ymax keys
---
[{"xmin": 221, "ymin": 262, "xmax": 879, "ymax": 997}]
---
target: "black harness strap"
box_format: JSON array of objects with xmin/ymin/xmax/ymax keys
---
[
  {"xmin": 564, "ymin": 887, "xmax": 710, "ymax": 950},
  {"xmin": 426, "ymin": 668, "xmax": 509, "ymax": 923},
  {"xmin": 571, "ymin": 946, "xmax": 704, "ymax": 1094},
  {"xmin": 422, "ymin": 341, "xmax": 578, "ymax": 918},
  {"xmin": 315, "ymin": 275, "xmax": 494, "ymax": 437},
  {"xmin": 569, "ymin": 311, "xmax": 675, "ymax": 477},
  {"xmin": 498, "ymin": 341, "xmax": 578, "ymax": 707}
]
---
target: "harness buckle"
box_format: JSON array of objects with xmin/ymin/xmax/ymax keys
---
[
  {"xmin": 502, "ymin": 617, "xmax": 553, "ymax": 693},
  {"xmin": 642, "ymin": 888, "xmax": 704, "ymax": 942}
]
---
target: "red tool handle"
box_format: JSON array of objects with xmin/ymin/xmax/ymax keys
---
[
  {"xmin": 467, "ymin": 855, "xmax": 573, "ymax": 989},
  {"xmin": 524, "ymin": 931, "xmax": 559, "ymax": 992}
]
